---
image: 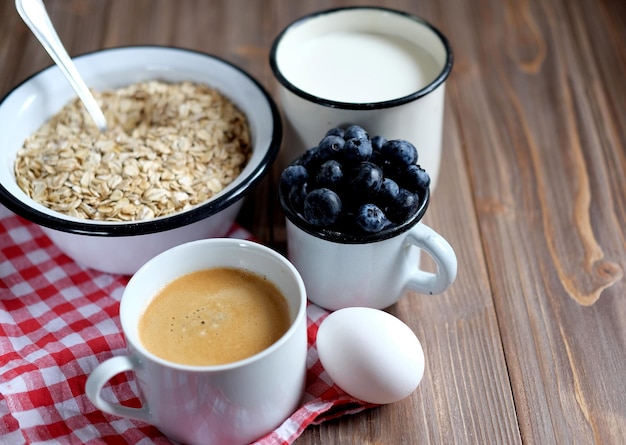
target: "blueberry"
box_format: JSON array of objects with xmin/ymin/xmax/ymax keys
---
[
  {"xmin": 386, "ymin": 188, "xmax": 420, "ymax": 223},
  {"xmin": 318, "ymin": 135, "xmax": 345, "ymax": 159},
  {"xmin": 299, "ymin": 145, "xmax": 326, "ymax": 171},
  {"xmin": 315, "ymin": 160, "xmax": 344, "ymax": 189},
  {"xmin": 356, "ymin": 203, "xmax": 387, "ymax": 233},
  {"xmin": 371, "ymin": 135, "xmax": 387, "ymax": 151},
  {"xmin": 380, "ymin": 139, "xmax": 418, "ymax": 166},
  {"xmin": 280, "ymin": 164, "xmax": 308, "ymax": 191},
  {"xmin": 288, "ymin": 182, "xmax": 308, "ymax": 213},
  {"xmin": 325, "ymin": 127, "xmax": 345, "ymax": 138},
  {"xmin": 403, "ymin": 164, "xmax": 430, "ymax": 192},
  {"xmin": 370, "ymin": 150, "xmax": 383, "ymax": 165},
  {"xmin": 380, "ymin": 158, "xmax": 403, "ymax": 181},
  {"xmin": 343, "ymin": 137, "xmax": 373, "ymax": 163},
  {"xmin": 376, "ymin": 177, "xmax": 400, "ymax": 204},
  {"xmin": 348, "ymin": 162, "xmax": 384, "ymax": 197},
  {"xmin": 344, "ymin": 124, "xmax": 369, "ymax": 141},
  {"xmin": 303, "ymin": 188, "xmax": 342, "ymax": 227}
]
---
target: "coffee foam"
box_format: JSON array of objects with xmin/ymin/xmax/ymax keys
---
[{"xmin": 139, "ymin": 267, "xmax": 291, "ymax": 366}]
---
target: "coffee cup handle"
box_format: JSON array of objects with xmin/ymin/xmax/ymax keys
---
[
  {"xmin": 405, "ymin": 223, "xmax": 457, "ymax": 295},
  {"xmin": 85, "ymin": 355, "xmax": 151, "ymax": 423}
]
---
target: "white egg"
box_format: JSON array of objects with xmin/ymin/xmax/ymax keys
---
[{"xmin": 316, "ymin": 307, "xmax": 425, "ymax": 405}]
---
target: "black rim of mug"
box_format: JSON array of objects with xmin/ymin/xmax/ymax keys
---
[
  {"xmin": 269, "ymin": 6, "xmax": 454, "ymax": 110},
  {"xmin": 279, "ymin": 184, "xmax": 430, "ymax": 245}
]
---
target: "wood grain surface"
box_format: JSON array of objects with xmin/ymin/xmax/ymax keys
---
[{"xmin": 1, "ymin": 0, "xmax": 624, "ymax": 443}]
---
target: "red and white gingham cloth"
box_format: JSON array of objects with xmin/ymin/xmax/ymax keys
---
[{"xmin": 0, "ymin": 205, "xmax": 375, "ymax": 444}]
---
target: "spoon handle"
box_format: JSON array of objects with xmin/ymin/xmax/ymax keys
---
[{"xmin": 16, "ymin": 0, "xmax": 107, "ymax": 131}]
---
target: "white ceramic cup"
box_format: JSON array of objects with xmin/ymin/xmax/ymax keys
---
[
  {"xmin": 85, "ymin": 239, "xmax": 308, "ymax": 445},
  {"xmin": 280, "ymin": 189, "xmax": 457, "ymax": 311},
  {"xmin": 270, "ymin": 6, "xmax": 453, "ymax": 189}
]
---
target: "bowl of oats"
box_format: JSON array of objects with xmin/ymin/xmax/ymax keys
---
[{"xmin": 0, "ymin": 46, "xmax": 281, "ymax": 275}]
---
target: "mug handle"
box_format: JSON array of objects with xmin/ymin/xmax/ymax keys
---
[
  {"xmin": 405, "ymin": 223, "xmax": 457, "ymax": 295},
  {"xmin": 85, "ymin": 355, "xmax": 151, "ymax": 423}
]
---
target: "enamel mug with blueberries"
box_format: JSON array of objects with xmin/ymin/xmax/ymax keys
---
[{"xmin": 279, "ymin": 181, "xmax": 458, "ymax": 311}]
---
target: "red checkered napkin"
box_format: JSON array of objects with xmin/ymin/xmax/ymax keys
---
[{"xmin": 0, "ymin": 206, "xmax": 375, "ymax": 445}]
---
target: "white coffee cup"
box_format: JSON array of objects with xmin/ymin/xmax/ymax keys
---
[
  {"xmin": 85, "ymin": 239, "xmax": 308, "ymax": 445},
  {"xmin": 270, "ymin": 6, "xmax": 453, "ymax": 189},
  {"xmin": 280, "ymin": 189, "xmax": 457, "ymax": 311}
]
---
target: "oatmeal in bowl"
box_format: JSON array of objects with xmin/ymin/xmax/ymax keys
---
[
  {"xmin": 15, "ymin": 80, "xmax": 251, "ymax": 222},
  {"xmin": 0, "ymin": 46, "xmax": 281, "ymax": 274}
]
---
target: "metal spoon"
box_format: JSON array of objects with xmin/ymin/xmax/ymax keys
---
[{"xmin": 16, "ymin": 0, "xmax": 107, "ymax": 131}]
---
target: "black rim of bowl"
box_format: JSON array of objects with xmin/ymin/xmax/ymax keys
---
[
  {"xmin": 0, "ymin": 45, "xmax": 282, "ymax": 237},
  {"xmin": 269, "ymin": 6, "xmax": 454, "ymax": 110},
  {"xmin": 279, "ymin": 184, "xmax": 430, "ymax": 244}
]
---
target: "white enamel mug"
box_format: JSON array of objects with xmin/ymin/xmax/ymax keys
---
[
  {"xmin": 85, "ymin": 239, "xmax": 308, "ymax": 445},
  {"xmin": 270, "ymin": 6, "xmax": 453, "ymax": 189},
  {"xmin": 280, "ymin": 189, "xmax": 457, "ymax": 311}
]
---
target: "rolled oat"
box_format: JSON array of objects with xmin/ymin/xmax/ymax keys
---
[{"xmin": 14, "ymin": 80, "xmax": 251, "ymax": 221}]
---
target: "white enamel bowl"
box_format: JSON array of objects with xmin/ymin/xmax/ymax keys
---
[{"xmin": 0, "ymin": 46, "xmax": 282, "ymax": 275}]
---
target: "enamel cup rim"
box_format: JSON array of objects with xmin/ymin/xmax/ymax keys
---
[
  {"xmin": 120, "ymin": 238, "xmax": 308, "ymax": 372},
  {"xmin": 0, "ymin": 45, "xmax": 282, "ymax": 237},
  {"xmin": 269, "ymin": 6, "xmax": 454, "ymax": 110},
  {"xmin": 279, "ymin": 184, "xmax": 430, "ymax": 244}
]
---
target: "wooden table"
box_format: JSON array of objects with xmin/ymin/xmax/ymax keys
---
[{"xmin": 1, "ymin": 0, "xmax": 625, "ymax": 443}]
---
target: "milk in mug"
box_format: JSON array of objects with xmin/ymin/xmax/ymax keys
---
[{"xmin": 280, "ymin": 31, "xmax": 441, "ymax": 103}]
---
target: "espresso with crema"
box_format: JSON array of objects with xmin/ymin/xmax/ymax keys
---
[{"xmin": 139, "ymin": 267, "xmax": 291, "ymax": 366}]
